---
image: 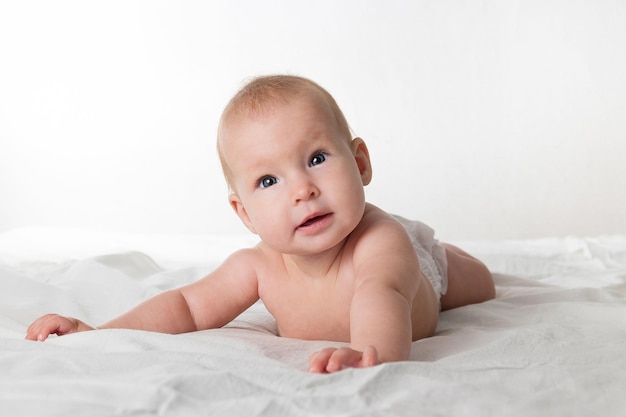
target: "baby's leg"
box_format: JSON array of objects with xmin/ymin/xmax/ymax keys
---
[{"xmin": 440, "ymin": 243, "xmax": 495, "ymax": 311}]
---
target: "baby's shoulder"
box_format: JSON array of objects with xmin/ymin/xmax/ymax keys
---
[
  {"xmin": 357, "ymin": 204, "xmax": 407, "ymax": 235},
  {"xmin": 351, "ymin": 204, "xmax": 412, "ymax": 249},
  {"xmin": 347, "ymin": 205, "xmax": 421, "ymax": 286},
  {"xmin": 225, "ymin": 243, "xmax": 284, "ymax": 273},
  {"xmin": 219, "ymin": 245, "xmax": 267, "ymax": 274}
]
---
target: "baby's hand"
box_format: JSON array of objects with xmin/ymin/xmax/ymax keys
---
[
  {"xmin": 25, "ymin": 314, "xmax": 95, "ymax": 341},
  {"xmin": 308, "ymin": 346, "xmax": 380, "ymax": 373}
]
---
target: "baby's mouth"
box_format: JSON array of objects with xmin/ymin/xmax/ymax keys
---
[{"xmin": 298, "ymin": 213, "xmax": 331, "ymax": 228}]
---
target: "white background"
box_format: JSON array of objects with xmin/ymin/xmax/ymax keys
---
[{"xmin": 1, "ymin": 0, "xmax": 625, "ymax": 240}]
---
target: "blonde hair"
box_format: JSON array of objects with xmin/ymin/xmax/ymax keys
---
[{"xmin": 217, "ymin": 75, "xmax": 352, "ymax": 191}]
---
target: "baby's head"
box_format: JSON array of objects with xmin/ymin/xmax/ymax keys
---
[
  {"xmin": 216, "ymin": 75, "xmax": 372, "ymax": 253},
  {"xmin": 217, "ymin": 75, "xmax": 353, "ymax": 192}
]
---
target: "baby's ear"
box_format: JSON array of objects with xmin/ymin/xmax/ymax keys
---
[
  {"xmin": 351, "ymin": 137, "xmax": 372, "ymax": 186},
  {"xmin": 229, "ymin": 194, "xmax": 257, "ymax": 234}
]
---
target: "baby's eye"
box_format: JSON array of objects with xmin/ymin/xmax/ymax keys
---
[
  {"xmin": 258, "ymin": 176, "xmax": 278, "ymax": 189},
  {"xmin": 310, "ymin": 152, "xmax": 327, "ymax": 167}
]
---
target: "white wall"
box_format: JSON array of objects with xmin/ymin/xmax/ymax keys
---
[{"xmin": 1, "ymin": 0, "xmax": 625, "ymax": 240}]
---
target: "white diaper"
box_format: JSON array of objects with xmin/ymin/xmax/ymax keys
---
[{"xmin": 392, "ymin": 215, "xmax": 448, "ymax": 302}]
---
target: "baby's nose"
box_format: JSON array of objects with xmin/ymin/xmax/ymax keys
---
[{"xmin": 292, "ymin": 180, "xmax": 320, "ymax": 205}]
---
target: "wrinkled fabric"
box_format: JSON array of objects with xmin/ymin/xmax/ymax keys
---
[{"xmin": 1, "ymin": 229, "xmax": 625, "ymax": 416}]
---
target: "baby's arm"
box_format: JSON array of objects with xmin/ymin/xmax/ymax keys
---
[
  {"xmin": 309, "ymin": 218, "xmax": 422, "ymax": 372},
  {"xmin": 25, "ymin": 289, "xmax": 196, "ymax": 341},
  {"xmin": 25, "ymin": 249, "xmax": 260, "ymax": 341}
]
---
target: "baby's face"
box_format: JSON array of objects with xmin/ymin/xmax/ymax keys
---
[{"xmin": 220, "ymin": 93, "xmax": 370, "ymax": 255}]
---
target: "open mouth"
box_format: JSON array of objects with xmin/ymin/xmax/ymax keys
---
[{"xmin": 298, "ymin": 213, "xmax": 331, "ymax": 228}]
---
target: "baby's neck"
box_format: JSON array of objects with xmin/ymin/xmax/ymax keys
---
[{"xmin": 280, "ymin": 242, "xmax": 348, "ymax": 281}]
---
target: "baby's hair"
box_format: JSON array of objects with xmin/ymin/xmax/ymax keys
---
[{"xmin": 217, "ymin": 74, "xmax": 353, "ymax": 192}]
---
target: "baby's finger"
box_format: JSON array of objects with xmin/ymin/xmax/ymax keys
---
[
  {"xmin": 308, "ymin": 348, "xmax": 337, "ymax": 373},
  {"xmin": 360, "ymin": 346, "xmax": 380, "ymax": 368},
  {"xmin": 326, "ymin": 347, "xmax": 361, "ymax": 373},
  {"xmin": 26, "ymin": 313, "xmax": 53, "ymax": 332},
  {"xmin": 25, "ymin": 314, "xmax": 56, "ymax": 341},
  {"xmin": 35, "ymin": 316, "xmax": 62, "ymax": 341}
]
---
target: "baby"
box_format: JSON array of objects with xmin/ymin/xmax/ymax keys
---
[{"xmin": 26, "ymin": 75, "xmax": 495, "ymax": 373}]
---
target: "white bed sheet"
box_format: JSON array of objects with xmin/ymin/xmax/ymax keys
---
[{"xmin": 0, "ymin": 228, "xmax": 624, "ymax": 416}]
